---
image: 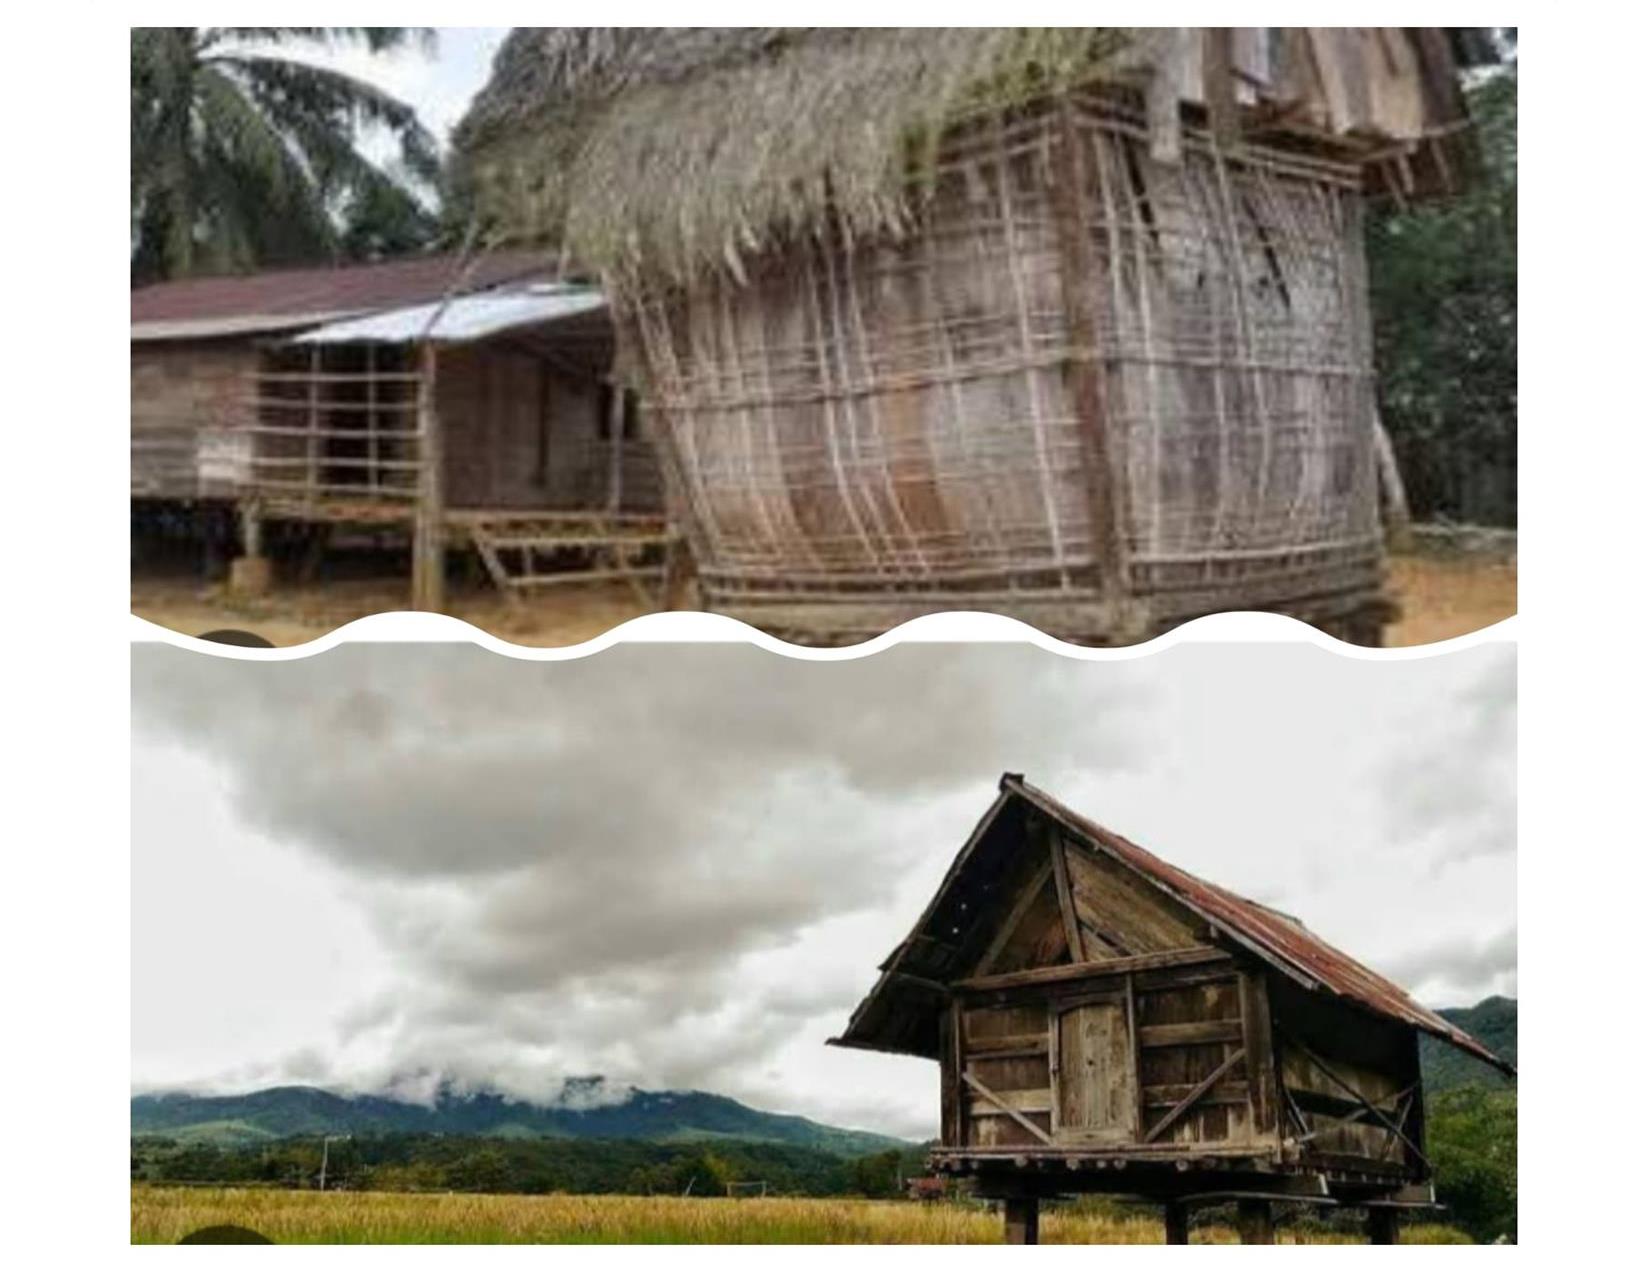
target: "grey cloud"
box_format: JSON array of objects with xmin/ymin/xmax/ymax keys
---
[
  {"xmin": 1381, "ymin": 925, "xmax": 1517, "ymax": 1000},
  {"xmin": 1381, "ymin": 648, "xmax": 1516, "ymax": 870},
  {"xmin": 133, "ymin": 642, "xmax": 1157, "ymax": 1120}
]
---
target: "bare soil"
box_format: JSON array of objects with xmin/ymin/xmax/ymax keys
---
[{"xmin": 131, "ymin": 548, "xmax": 1515, "ymax": 649}]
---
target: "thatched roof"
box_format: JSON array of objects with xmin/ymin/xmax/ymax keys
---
[
  {"xmin": 455, "ymin": 28, "xmax": 1140, "ymax": 281},
  {"xmin": 455, "ymin": 28, "xmax": 1488, "ymax": 283}
]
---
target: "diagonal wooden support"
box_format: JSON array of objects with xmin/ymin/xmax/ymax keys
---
[
  {"xmin": 962, "ymin": 1070, "xmax": 1055, "ymax": 1146},
  {"xmin": 1291, "ymin": 1039, "xmax": 1431, "ymax": 1170},
  {"xmin": 1144, "ymin": 1047, "xmax": 1246, "ymax": 1144}
]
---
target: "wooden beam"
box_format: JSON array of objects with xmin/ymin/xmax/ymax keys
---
[
  {"xmin": 1050, "ymin": 97, "xmax": 1131, "ymax": 608},
  {"xmin": 1047, "ymin": 833, "xmax": 1084, "ymax": 964},
  {"xmin": 962, "ymin": 1071, "xmax": 1055, "ymax": 1146},
  {"xmin": 957, "ymin": 946, "xmax": 1229, "ymax": 994},
  {"xmin": 1240, "ymin": 970, "xmax": 1279, "ymax": 1138},
  {"xmin": 1367, "ymin": 1207, "xmax": 1400, "ymax": 1245},
  {"xmin": 972, "ymin": 859, "xmax": 1054, "ymax": 977},
  {"xmin": 1143, "ymin": 1047, "xmax": 1246, "ymax": 1144},
  {"xmin": 1202, "ymin": 28, "xmax": 1241, "ymax": 148}
]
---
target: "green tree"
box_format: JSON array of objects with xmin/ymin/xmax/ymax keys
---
[
  {"xmin": 849, "ymin": 1149, "xmax": 903, "ymax": 1198},
  {"xmin": 1367, "ymin": 63, "xmax": 1517, "ymax": 526},
  {"xmin": 668, "ymin": 1149, "xmax": 733, "ymax": 1197},
  {"xmin": 1429, "ymin": 1086, "xmax": 1517, "ymax": 1243},
  {"xmin": 131, "ymin": 27, "xmax": 440, "ymax": 283}
]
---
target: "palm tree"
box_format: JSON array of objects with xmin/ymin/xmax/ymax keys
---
[{"xmin": 131, "ymin": 28, "xmax": 441, "ymax": 283}]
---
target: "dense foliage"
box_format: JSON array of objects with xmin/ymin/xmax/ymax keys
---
[
  {"xmin": 1367, "ymin": 66, "xmax": 1517, "ymax": 526},
  {"xmin": 132, "ymin": 1134, "xmax": 931, "ymax": 1200},
  {"xmin": 130, "ymin": 28, "xmax": 440, "ymax": 283},
  {"xmin": 1428, "ymin": 1087, "xmax": 1517, "ymax": 1243}
]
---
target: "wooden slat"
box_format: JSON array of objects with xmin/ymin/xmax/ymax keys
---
[
  {"xmin": 1048, "ymin": 832, "xmax": 1084, "ymax": 963},
  {"xmin": 957, "ymin": 946, "xmax": 1228, "ymax": 994},
  {"xmin": 966, "ymin": 1087, "xmax": 1052, "ymax": 1117},
  {"xmin": 1240, "ymin": 971, "xmax": 1279, "ymax": 1138},
  {"xmin": 1139, "ymin": 1019, "xmax": 1243, "ymax": 1049},
  {"xmin": 1144, "ymin": 1082, "xmax": 1250, "ymax": 1109},
  {"xmin": 964, "ymin": 1033, "xmax": 1050, "ymax": 1058}
]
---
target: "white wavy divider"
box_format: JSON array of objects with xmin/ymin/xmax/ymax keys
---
[{"xmin": 128, "ymin": 607, "xmax": 1517, "ymax": 663}]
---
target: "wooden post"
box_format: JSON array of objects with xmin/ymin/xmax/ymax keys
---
[
  {"xmin": 606, "ymin": 380, "xmax": 627, "ymax": 516},
  {"xmin": 1004, "ymin": 1196, "xmax": 1039, "ymax": 1245},
  {"xmin": 411, "ymin": 341, "xmax": 446, "ymax": 612},
  {"xmin": 228, "ymin": 500, "xmax": 272, "ymax": 597},
  {"xmin": 366, "ymin": 344, "xmax": 379, "ymax": 494},
  {"xmin": 1236, "ymin": 1198, "xmax": 1275, "ymax": 1245},
  {"xmin": 1050, "ymin": 98, "xmax": 1134, "ymax": 624},
  {"xmin": 1164, "ymin": 1200, "xmax": 1189, "ymax": 1245},
  {"xmin": 306, "ymin": 344, "xmax": 322, "ymax": 504},
  {"xmin": 1366, "ymin": 1207, "xmax": 1400, "ymax": 1245}
]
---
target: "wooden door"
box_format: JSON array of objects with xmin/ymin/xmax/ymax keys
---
[{"xmin": 1054, "ymin": 1000, "xmax": 1138, "ymax": 1144}]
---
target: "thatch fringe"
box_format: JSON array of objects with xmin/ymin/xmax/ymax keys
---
[{"xmin": 456, "ymin": 28, "xmax": 1146, "ymax": 282}]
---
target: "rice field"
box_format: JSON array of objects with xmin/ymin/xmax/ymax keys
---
[{"xmin": 131, "ymin": 1187, "xmax": 1472, "ymax": 1244}]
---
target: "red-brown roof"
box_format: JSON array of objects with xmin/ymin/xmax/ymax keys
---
[
  {"xmin": 1007, "ymin": 777, "xmax": 1513, "ymax": 1075},
  {"xmin": 835, "ymin": 775, "xmax": 1514, "ymax": 1077},
  {"xmin": 131, "ymin": 251, "xmax": 554, "ymax": 340}
]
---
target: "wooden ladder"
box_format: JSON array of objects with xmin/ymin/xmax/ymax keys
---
[{"xmin": 465, "ymin": 512, "xmax": 680, "ymax": 609}]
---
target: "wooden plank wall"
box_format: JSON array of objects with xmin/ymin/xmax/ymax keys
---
[
  {"xmin": 131, "ymin": 341, "xmax": 259, "ymax": 499},
  {"xmin": 437, "ymin": 344, "xmax": 662, "ymax": 514},
  {"xmin": 943, "ymin": 815, "xmax": 1290, "ymax": 1158}
]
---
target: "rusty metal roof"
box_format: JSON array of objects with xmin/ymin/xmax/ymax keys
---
[
  {"xmin": 834, "ymin": 775, "xmax": 1514, "ymax": 1078},
  {"xmin": 131, "ymin": 250, "xmax": 554, "ymax": 341}
]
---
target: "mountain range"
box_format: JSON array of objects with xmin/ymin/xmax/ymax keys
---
[
  {"xmin": 1424, "ymin": 995, "xmax": 1518, "ymax": 1093},
  {"xmin": 133, "ymin": 997, "xmax": 1515, "ymax": 1151},
  {"xmin": 131, "ymin": 1077, "xmax": 907, "ymax": 1156}
]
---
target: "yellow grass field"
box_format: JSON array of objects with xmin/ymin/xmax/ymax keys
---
[{"xmin": 130, "ymin": 1187, "xmax": 1471, "ymax": 1245}]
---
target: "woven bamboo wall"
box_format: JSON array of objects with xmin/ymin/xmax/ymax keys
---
[{"xmin": 629, "ymin": 95, "xmax": 1384, "ymax": 641}]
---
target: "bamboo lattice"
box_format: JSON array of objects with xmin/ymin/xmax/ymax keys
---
[{"xmin": 628, "ymin": 96, "xmax": 1384, "ymax": 639}]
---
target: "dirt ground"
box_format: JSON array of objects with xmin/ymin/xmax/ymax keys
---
[{"xmin": 131, "ymin": 545, "xmax": 1515, "ymax": 649}]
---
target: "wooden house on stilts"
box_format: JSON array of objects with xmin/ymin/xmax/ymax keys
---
[
  {"xmin": 832, "ymin": 775, "xmax": 1514, "ymax": 1243},
  {"xmin": 459, "ymin": 28, "xmax": 1498, "ymax": 643},
  {"xmin": 131, "ymin": 253, "xmax": 670, "ymax": 610}
]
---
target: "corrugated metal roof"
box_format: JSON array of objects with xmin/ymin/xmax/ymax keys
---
[
  {"xmin": 288, "ymin": 284, "xmax": 606, "ymax": 346},
  {"xmin": 131, "ymin": 251, "xmax": 554, "ymax": 342},
  {"xmin": 835, "ymin": 776, "xmax": 1514, "ymax": 1077}
]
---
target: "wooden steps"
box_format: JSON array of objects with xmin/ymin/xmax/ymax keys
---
[{"xmin": 464, "ymin": 512, "xmax": 680, "ymax": 608}]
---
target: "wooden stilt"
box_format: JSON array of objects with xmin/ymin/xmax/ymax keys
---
[
  {"xmin": 1236, "ymin": 1198, "xmax": 1275, "ymax": 1245},
  {"xmin": 228, "ymin": 501, "xmax": 272, "ymax": 597},
  {"xmin": 412, "ymin": 341, "xmax": 446, "ymax": 613},
  {"xmin": 1366, "ymin": 1207, "xmax": 1400, "ymax": 1245},
  {"xmin": 1164, "ymin": 1200, "xmax": 1190, "ymax": 1245},
  {"xmin": 1004, "ymin": 1196, "xmax": 1040, "ymax": 1245}
]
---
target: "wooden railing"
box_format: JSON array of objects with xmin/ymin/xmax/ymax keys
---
[{"xmin": 237, "ymin": 368, "xmax": 427, "ymax": 506}]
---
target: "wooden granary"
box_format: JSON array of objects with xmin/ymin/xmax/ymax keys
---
[
  {"xmin": 832, "ymin": 775, "xmax": 1513, "ymax": 1243},
  {"xmin": 459, "ymin": 28, "xmax": 1499, "ymax": 643}
]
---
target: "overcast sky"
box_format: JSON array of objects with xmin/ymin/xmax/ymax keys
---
[{"xmin": 132, "ymin": 641, "xmax": 1515, "ymax": 1141}]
